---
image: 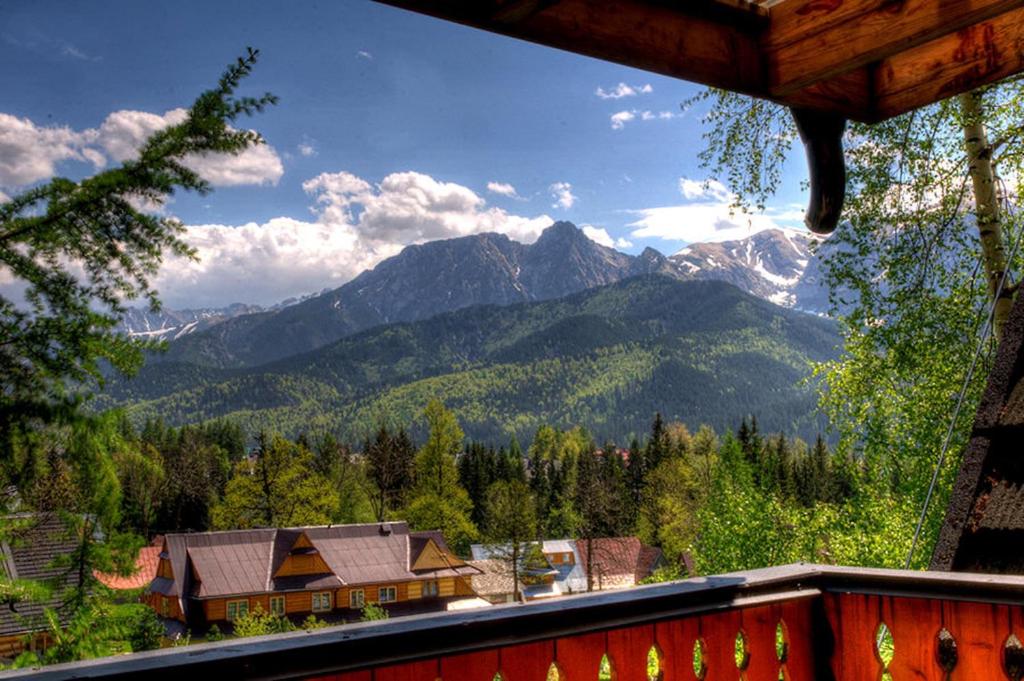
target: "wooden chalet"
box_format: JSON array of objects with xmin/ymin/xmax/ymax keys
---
[{"xmin": 145, "ymin": 522, "xmax": 479, "ymax": 627}]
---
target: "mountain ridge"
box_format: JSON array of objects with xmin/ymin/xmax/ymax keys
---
[
  {"xmin": 149, "ymin": 222, "xmax": 829, "ymax": 369},
  {"xmin": 100, "ymin": 275, "xmax": 838, "ymax": 443}
]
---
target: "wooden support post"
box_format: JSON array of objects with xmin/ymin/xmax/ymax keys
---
[{"xmin": 791, "ymin": 107, "xmax": 847, "ymax": 234}]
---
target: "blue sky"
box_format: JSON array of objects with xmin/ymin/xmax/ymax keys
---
[{"xmin": 0, "ymin": 0, "xmax": 808, "ymax": 308}]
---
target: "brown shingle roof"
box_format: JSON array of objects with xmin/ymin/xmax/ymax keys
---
[
  {"xmin": 576, "ymin": 537, "xmax": 663, "ymax": 587},
  {"xmin": 0, "ymin": 514, "xmax": 80, "ymax": 638},
  {"xmin": 151, "ymin": 522, "xmax": 479, "ymax": 613}
]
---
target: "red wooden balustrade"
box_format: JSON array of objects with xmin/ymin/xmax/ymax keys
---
[{"xmin": 7, "ymin": 564, "xmax": 1024, "ymax": 681}]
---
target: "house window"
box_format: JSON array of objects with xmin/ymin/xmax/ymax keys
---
[
  {"xmin": 226, "ymin": 599, "xmax": 249, "ymax": 621},
  {"xmin": 269, "ymin": 596, "xmax": 285, "ymax": 615},
  {"xmin": 422, "ymin": 580, "xmax": 439, "ymax": 597},
  {"xmin": 379, "ymin": 585, "xmax": 397, "ymax": 603},
  {"xmin": 349, "ymin": 589, "xmax": 365, "ymax": 608},
  {"xmin": 312, "ymin": 591, "xmax": 332, "ymax": 612},
  {"xmin": 160, "ymin": 597, "xmax": 170, "ymax": 616}
]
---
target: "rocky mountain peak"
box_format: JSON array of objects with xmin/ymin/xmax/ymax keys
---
[{"xmin": 533, "ymin": 220, "xmax": 588, "ymax": 247}]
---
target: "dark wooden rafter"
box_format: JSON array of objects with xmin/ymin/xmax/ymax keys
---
[
  {"xmin": 765, "ymin": 0, "xmax": 1024, "ymax": 100},
  {"xmin": 379, "ymin": 0, "xmax": 770, "ymax": 104},
  {"xmin": 373, "ymin": 0, "xmax": 1024, "ymax": 233},
  {"xmin": 374, "ymin": 0, "xmax": 1024, "ymax": 122}
]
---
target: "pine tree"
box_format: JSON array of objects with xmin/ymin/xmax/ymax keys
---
[{"xmin": 811, "ymin": 435, "xmax": 831, "ymax": 502}]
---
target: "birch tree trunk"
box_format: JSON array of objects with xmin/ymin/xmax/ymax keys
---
[{"xmin": 960, "ymin": 89, "xmax": 1014, "ymax": 340}]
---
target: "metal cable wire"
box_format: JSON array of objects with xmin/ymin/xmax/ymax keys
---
[{"xmin": 904, "ymin": 213, "xmax": 1024, "ymax": 569}]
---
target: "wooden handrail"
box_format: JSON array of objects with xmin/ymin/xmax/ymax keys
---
[{"xmin": 7, "ymin": 564, "xmax": 1024, "ymax": 680}]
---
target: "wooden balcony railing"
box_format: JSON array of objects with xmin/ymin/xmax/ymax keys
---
[{"xmin": 8, "ymin": 564, "xmax": 1024, "ymax": 681}]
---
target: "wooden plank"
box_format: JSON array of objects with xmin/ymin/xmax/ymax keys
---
[
  {"xmin": 822, "ymin": 593, "xmax": 883, "ymax": 681},
  {"xmin": 942, "ymin": 599, "xmax": 1009, "ymax": 679},
  {"xmin": 785, "ymin": 69, "xmax": 873, "ymax": 121},
  {"xmin": 556, "ymin": 631, "xmax": 607, "ymax": 681},
  {"xmin": 500, "ymin": 640, "xmax": 555, "ymax": 681},
  {"xmin": 606, "ymin": 624, "xmax": 655, "ymax": 681},
  {"xmin": 765, "ymin": 0, "xmax": 1023, "ymax": 96},
  {"xmin": 655, "ymin": 616, "xmax": 701, "ymax": 681},
  {"xmin": 375, "ymin": 660, "xmax": 440, "ymax": 681},
  {"xmin": 777, "ymin": 598, "xmax": 815, "ymax": 681},
  {"xmin": 873, "ymin": 6, "xmax": 1024, "ymax": 120},
  {"xmin": 701, "ymin": 610, "xmax": 743, "ymax": 681},
  {"xmin": 441, "ymin": 649, "xmax": 499, "ymax": 681},
  {"xmin": 374, "ymin": 0, "xmax": 765, "ymax": 96},
  {"xmin": 740, "ymin": 605, "xmax": 779, "ymax": 681},
  {"xmin": 888, "ymin": 597, "xmax": 945, "ymax": 681}
]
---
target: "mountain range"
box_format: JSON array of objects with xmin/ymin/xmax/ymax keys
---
[
  {"xmin": 135, "ymin": 222, "xmax": 829, "ymax": 369},
  {"xmin": 99, "ymin": 222, "xmax": 843, "ymax": 443},
  {"xmin": 99, "ymin": 275, "xmax": 839, "ymax": 443}
]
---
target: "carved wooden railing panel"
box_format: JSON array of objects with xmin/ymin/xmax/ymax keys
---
[{"xmin": 10, "ymin": 565, "xmax": 1024, "ymax": 681}]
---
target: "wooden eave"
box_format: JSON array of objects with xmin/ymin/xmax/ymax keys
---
[{"xmin": 373, "ymin": 0, "xmax": 1024, "ymax": 123}]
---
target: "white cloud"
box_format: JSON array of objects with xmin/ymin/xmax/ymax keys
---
[
  {"xmin": 549, "ymin": 182, "xmax": 576, "ymax": 210},
  {"xmin": 679, "ymin": 178, "xmax": 731, "ymax": 202},
  {"xmin": 0, "ymin": 107, "xmax": 283, "ymax": 191},
  {"xmin": 154, "ymin": 217, "xmax": 365, "ymax": 309},
  {"xmin": 0, "ymin": 189, "xmax": 8, "ymax": 203},
  {"xmin": 96, "ymin": 108, "xmax": 283, "ymax": 186},
  {"xmin": 357, "ymin": 50, "xmax": 374, "ymax": 60},
  {"xmin": 61, "ymin": 44, "xmax": 99, "ymax": 61},
  {"xmin": 95, "ymin": 108, "xmax": 187, "ymax": 161},
  {"xmin": 298, "ymin": 143, "xmax": 317, "ymax": 157},
  {"xmin": 582, "ymin": 225, "xmax": 632, "ymax": 250},
  {"xmin": 610, "ymin": 109, "xmax": 680, "ymax": 130},
  {"xmin": 0, "ymin": 113, "xmax": 99, "ymax": 186},
  {"xmin": 595, "ymin": 83, "xmax": 652, "ymax": 99},
  {"xmin": 487, "ymin": 181, "xmax": 520, "ymax": 198},
  {"xmin": 610, "ymin": 111, "xmax": 635, "ymax": 130},
  {"xmin": 627, "ymin": 178, "xmax": 804, "ymax": 245},
  {"xmin": 148, "ymin": 170, "xmax": 554, "ymax": 307}
]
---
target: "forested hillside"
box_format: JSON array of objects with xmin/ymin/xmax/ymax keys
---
[{"xmin": 98, "ymin": 276, "xmax": 839, "ymax": 443}]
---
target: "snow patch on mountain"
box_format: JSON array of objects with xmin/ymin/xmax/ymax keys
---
[{"xmin": 668, "ymin": 228, "xmax": 830, "ymax": 315}]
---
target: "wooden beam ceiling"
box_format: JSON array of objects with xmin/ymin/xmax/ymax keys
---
[{"xmin": 373, "ymin": 0, "xmax": 1024, "ymax": 122}]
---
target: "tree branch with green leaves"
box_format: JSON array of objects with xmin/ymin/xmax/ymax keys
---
[{"xmin": 0, "ymin": 48, "xmax": 277, "ymax": 427}]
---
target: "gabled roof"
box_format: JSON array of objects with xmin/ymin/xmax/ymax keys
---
[
  {"xmin": 577, "ymin": 537, "xmax": 664, "ymax": 585},
  {"xmin": 151, "ymin": 522, "xmax": 479, "ymax": 603},
  {"xmin": 187, "ymin": 531, "xmax": 277, "ymax": 598},
  {"xmin": 0, "ymin": 514, "xmax": 80, "ymax": 638}
]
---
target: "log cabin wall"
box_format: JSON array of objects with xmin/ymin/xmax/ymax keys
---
[{"xmin": 194, "ymin": 577, "xmax": 478, "ymax": 624}]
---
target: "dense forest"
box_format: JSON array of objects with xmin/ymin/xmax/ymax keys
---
[{"xmin": 99, "ymin": 402, "xmax": 912, "ymax": 575}]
